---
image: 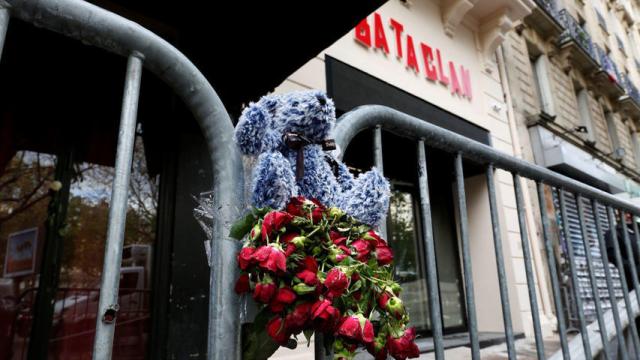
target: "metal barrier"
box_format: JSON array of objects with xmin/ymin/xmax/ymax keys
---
[
  {"xmin": 3, "ymin": 0, "xmax": 640, "ymax": 359},
  {"xmin": 0, "ymin": 0, "xmax": 242, "ymax": 359},
  {"xmin": 334, "ymin": 105, "xmax": 640, "ymax": 359}
]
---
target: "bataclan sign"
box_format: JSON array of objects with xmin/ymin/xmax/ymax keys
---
[{"xmin": 354, "ymin": 12, "xmax": 473, "ymax": 101}]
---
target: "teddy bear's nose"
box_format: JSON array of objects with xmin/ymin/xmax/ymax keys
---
[{"xmin": 316, "ymin": 95, "xmax": 326, "ymax": 106}]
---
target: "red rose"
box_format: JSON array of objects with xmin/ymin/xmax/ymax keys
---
[
  {"xmin": 280, "ymin": 232, "xmax": 299, "ymax": 244},
  {"xmin": 252, "ymin": 244, "xmax": 287, "ymax": 273},
  {"xmin": 270, "ymin": 287, "xmax": 297, "ymax": 312},
  {"xmin": 378, "ymin": 291, "xmax": 392, "ymax": 308},
  {"xmin": 325, "ymin": 267, "xmax": 349, "ymax": 298},
  {"xmin": 336, "ymin": 314, "xmax": 374, "ymax": 344},
  {"xmin": 286, "ymin": 196, "xmax": 307, "ymax": 217},
  {"xmin": 387, "ymin": 327, "xmax": 419, "ymax": 360},
  {"xmin": 363, "ymin": 230, "xmax": 383, "ymax": 246},
  {"xmin": 311, "ymin": 299, "xmax": 341, "ymax": 332},
  {"xmin": 253, "ymin": 279, "xmax": 276, "ymax": 303},
  {"xmin": 234, "ymin": 273, "xmax": 250, "ymax": 294},
  {"xmin": 296, "ymin": 256, "xmax": 319, "ymax": 285},
  {"xmin": 237, "ymin": 247, "xmax": 255, "ymax": 270},
  {"xmin": 261, "ymin": 211, "xmax": 293, "ymax": 241},
  {"xmin": 351, "ymin": 239, "xmax": 371, "ymax": 262},
  {"xmin": 267, "ymin": 316, "xmax": 291, "ymax": 345},
  {"xmin": 330, "ymin": 231, "xmax": 347, "ymax": 245},
  {"xmin": 284, "ymin": 243, "xmax": 297, "ymax": 257},
  {"xmin": 376, "ymin": 244, "xmax": 394, "ymax": 266},
  {"xmin": 286, "ymin": 302, "xmax": 312, "ymax": 333},
  {"xmin": 379, "ymin": 292, "xmax": 404, "ymax": 318}
]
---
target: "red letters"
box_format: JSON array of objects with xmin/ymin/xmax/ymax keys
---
[
  {"xmin": 353, "ymin": 14, "xmax": 472, "ymax": 101},
  {"xmin": 355, "ymin": 19, "xmax": 371, "ymax": 47},
  {"xmin": 374, "ymin": 13, "xmax": 390, "ymax": 54},
  {"xmin": 420, "ymin": 43, "xmax": 438, "ymax": 81},
  {"xmin": 389, "ymin": 18, "xmax": 404, "ymax": 59},
  {"xmin": 436, "ymin": 49, "xmax": 449, "ymax": 86},
  {"xmin": 406, "ymin": 35, "xmax": 419, "ymax": 73},
  {"xmin": 449, "ymin": 61, "xmax": 462, "ymax": 96}
]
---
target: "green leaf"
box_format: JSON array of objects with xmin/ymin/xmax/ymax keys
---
[
  {"xmin": 243, "ymin": 310, "xmax": 280, "ymax": 360},
  {"xmin": 229, "ymin": 212, "xmax": 256, "ymax": 240},
  {"xmin": 303, "ymin": 329, "xmax": 314, "ymax": 347}
]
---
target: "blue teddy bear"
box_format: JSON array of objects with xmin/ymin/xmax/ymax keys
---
[{"xmin": 233, "ymin": 90, "xmax": 390, "ymax": 227}]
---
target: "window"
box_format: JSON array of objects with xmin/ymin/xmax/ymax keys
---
[
  {"xmin": 631, "ymin": 128, "xmax": 640, "ymax": 170},
  {"xmin": 529, "ymin": 51, "xmax": 556, "ymax": 118},
  {"xmin": 617, "ymin": 35, "xmax": 626, "ymax": 56},
  {"xmin": 575, "ymin": 87, "xmax": 596, "ymax": 143},
  {"xmin": 604, "ymin": 110, "xmax": 620, "ymax": 151},
  {"xmin": 595, "ymin": 9, "xmax": 608, "ymax": 33}
]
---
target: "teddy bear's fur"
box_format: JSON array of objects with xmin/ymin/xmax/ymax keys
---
[{"xmin": 234, "ymin": 90, "xmax": 390, "ymax": 227}]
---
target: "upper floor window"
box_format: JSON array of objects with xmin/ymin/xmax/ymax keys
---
[
  {"xmin": 617, "ymin": 35, "xmax": 626, "ymax": 56},
  {"xmin": 575, "ymin": 86, "xmax": 596, "ymax": 144},
  {"xmin": 529, "ymin": 52, "xmax": 556, "ymax": 119},
  {"xmin": 604, "ymin": 110, "xmax": 620, "ymax": 151},
  {"xmin": 595, "ymin": 9, "xmax": 608, "ymax": 33}
]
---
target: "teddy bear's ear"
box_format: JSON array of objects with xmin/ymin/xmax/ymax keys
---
[{"xmin": 234, "ymin": 96, "xmax": 279, "ymax": 155}]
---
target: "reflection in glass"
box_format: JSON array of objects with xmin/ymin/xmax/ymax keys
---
[{"xmin": 388, "ymin": 189, "xmax": 430, "ymax": 332}]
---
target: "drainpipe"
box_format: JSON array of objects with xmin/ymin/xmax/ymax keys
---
[{"xmin": 496, "ymin": 45, "xmax": 555, "ymax": 328}]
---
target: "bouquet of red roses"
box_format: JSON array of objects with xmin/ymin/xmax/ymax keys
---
[{"xmin": 230, "ymin": 196, "xmax": 419, "ymax": 360}]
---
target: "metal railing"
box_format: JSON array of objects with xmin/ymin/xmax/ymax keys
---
[
  {"xmin": 622, "ymin": 73, "xmax": 640, "ymax": 107},
  {"xmin": 334, "ymin": 105, "xmax": 640, "ymax": 359},
  {"xmin": 534, "ymin": 0, "xmax": 561, "ymax": 21},
  {"xmin": 0, "ymin": 0, "xmax": 243, "ymax": 359},
  {"xmin": 558, "ymin": 9, "xmax": 599, "ymax": 64},
  {"xmin": 3, "ymin": 1, "xmax": 640, "ymax": 360},
  {"xmin": 596, "ymin": 44, "xmax": 622, "ymax": 84}
]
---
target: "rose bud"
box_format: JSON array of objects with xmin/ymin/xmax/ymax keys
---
[
  {"xmin": 266, "ymin": 316, "xmax": 291, "ymax": 345},
  {"xmin": 325, "ymin": 267, "xmax": 349, "ymax": 299},
  {"xmin": 286, "ymin": 196, "xmax": 308, "ymax": 217},
  {"xmin": 378, "ymin": 291, "xmax": 392, "ymax": 308},
  {"xmin": 286, "ymin": 302, "xmax": 312, "ymax": 333},
  {"xmin": 351, "ymin": 239, "xmax": 371, "ymax": 262},
  {"xmin": 385, "ymin": 296, "xmax": 405, "ymax": 319},
  {"xmin": 270, "ymin": 287, "xmax": 297, "ymax": 312},
  {"xmin": 296, "ymin": 256, "xmax": 319, "ymax": 285},
  {"xmin": 261, "ymin": 211, "xmax": 293, "ymax": 241},
  {"xmin": 375, "ymin": 244, "xmax": 394, "ymax": 266},
  {"xmin": 310, "ymin": 198, "xmax": 325, "ymax": 223},
  {"xmin": 311, "ymin": 299, "xmax": 341, "ymax": 332},
  {"xmin": 387, "ymin": 327, "xmax": 420, "ymax": 359},
  {"xmin": 249, "ymin": 224, "xmax": 261, "ymax": 241},
  {"xmin": 284, "ymin": 243, "xmax": 296, "ymax": 257},
  {"xmin": 234, "ymin": 273, "xmax": 250, "ymax": 294},
  {"xmin": 280, "ymin": 232, "xmax": 299, "ymax": 244},
  {"xmin": 367, "ymin": 334, "xmax": 388, "ymax": 360},
  {"xmin": 253, "ymin": 277, "xmax": 276, "ymax": 303},
  {"xmin": 237, "ymin": 247, "xmax": 255, "ymax": 270},
  {"xmin": 328, "ymin": 245, "xmax": 348, "ymax": 264},
  {"xmin": 327, "ymin": 207, "xmax": 344, "ymax": 219},
  {"xmin": 362, "ymin": 230, "xmax": 383, "ymax": 246},
  {"xmin": 291, "ymin": 236, "xmax": 307, "ymax": 248},
  {"xmin": 293, "ymin": 283, "xmax": 316, "ymax": 295},
  {"xmin": 252, "ymin": 244, "xmax": 287, "ymax": 273},
  {"xmin": 336, "ymin": 314, "xmax": 374, "ymax": 344}
]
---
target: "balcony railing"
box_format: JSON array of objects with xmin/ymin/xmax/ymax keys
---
[
  {"xmin": 534, "ymin": 0, "xmax": 560, "ymax": 20},
  {"xmin": 595, "ymin": 44, "xmax": 621, "ymax": 84},
  {"xmin": 622, "ymin": 73, "xmax": 640, "ymax": 106},
  {"xmin": 558, "ymin": 9, "xmax": 599, "ymax": 65}
]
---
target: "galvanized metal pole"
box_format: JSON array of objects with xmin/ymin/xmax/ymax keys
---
[
  {"xmin": 606, "ymin": 206, "xmax": 640, "ymax": 356},
  {"xmin": 575, "ymin": 194, "xmax": 610, "ymax": 359},
  {"xmin": 453, "ymin": 153, "xmax": 480, "ymax": 359},
  {"xmin": 592, "ymin": 200, "xmax": 628, "ymax": 360},
  {"xmin": 416, "ymin": 140, "xmax": 444, "ymax": 360},
  {"xmin": 0, "ymin": 7, "xmax": 8, "ymax": 61},
  {"xmin": 486, "ymin": 166, "xmax": 516, "ymax": 359},
  {"xmin": 372, "ymin": 125, "xmax": 387, "ymax": 239},
  {"xmin": 513, "ymin": 174, "xmax": 545, "ymax": 360},
  {"xmin": 92, "ymin": 52, "xmax": 143, "ymax": 360},
  {"xmin": 536, "ymin": 182, "xmax": 570, "ymax": 359}
]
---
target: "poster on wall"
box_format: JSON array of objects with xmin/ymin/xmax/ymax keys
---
[{"xmin": 3, "ymin": 228, "xmax": 38, "ymax": 277}]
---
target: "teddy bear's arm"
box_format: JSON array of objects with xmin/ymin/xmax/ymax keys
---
[
  {"xmin": 342, "ymin": 168, "xmax": 390, "ymax": 227},
  {"xmin": 251, "ymin": 151, "xmax": 297, "ymax": 210}
]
